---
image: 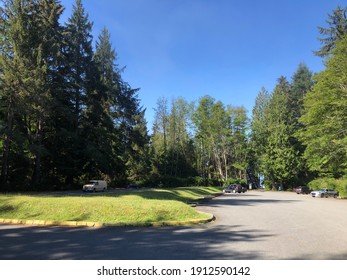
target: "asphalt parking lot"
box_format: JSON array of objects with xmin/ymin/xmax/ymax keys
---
[{"xmin": 1, "ymin": 190, "xmax": 347, "ymax": 259}]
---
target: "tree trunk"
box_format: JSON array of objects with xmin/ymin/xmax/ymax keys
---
[
  {"xmin": 1, "ymin": 95, "xmax": 14, "ymax": 186},
  {"xmin": 223, "ymin": 152, "xmax": 228, "ymax": 181},
  {"xmin": 271, "ymin": 178, "xmax": 276, "ymax": 190},
  {"xmin": 32, "ymin": 118, "xmax": 43, "ymax": 186}
]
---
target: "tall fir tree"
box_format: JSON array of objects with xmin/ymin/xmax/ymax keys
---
[
  {"xmin": 315, "ymin": 5, "xmax": 347, "ymax": 57},
  {"xmin": 262, "ymin": 77, "xmax": 300, "ymax": 189},
  {"xmin": 250, "ymin": 87, "xmax": 271, "ymax": 183},
  {"xmin": 30, "ymin": 0, "xmax": 65, "ymax": 186},
  {"xmin": 83, "ymin": 27, "xmax": 125, "ymax": 180},
  {"xmin": 290, "ymin": 64, "xmax": 313, "ymax": 124},
  {"xmin": 299, "ymin": 36, "xmax": 347, "ymax": 176},
  {"xmin": 0, "ymin": 0, "xmax": 64, "ymax": 188},
  {"xmin": 63, "ymin": 0, "xmax": 96, "ymax": 182},
  {"xmin": 250, "ymin": 87, "xmax": 271, "ymax": 154},
  {"xmin": 93, "ymin": 27, "xmax": 149, "ymax": 182},
  {"xmin": 289, "ymin": 63, "xmax": 314, "ymax": 184}
]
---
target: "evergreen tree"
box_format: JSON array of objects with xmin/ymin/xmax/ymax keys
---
[
  {"xmin": 63, "ymin": 0, "xmax": 95, "ymax": 182},
  {"xmin": 250, "ymin": 87, "xmax": 271, "ymax": 181},
  {"xmin": 290, "ymin": 64, "xmax": 313, "ymax": 124},
  {"xmin": 81, "ymin": 27, "xmax": 118, "ymax": 179},
  {"xmin": 30, "ymin": 0, "xmax": 65, "ymax": 186},
  {"xmin": 262, "ymin": 77, "xmax": 300, "ymax": 189},
  {"xmin": 299, "ymin": 36, "xmax": 347, "ymax": 176},
  {"xmin": 0, "ymin": 0, "xmax": 149, "ymax": 189},
  {"xmin": 125, "ymin": 108, "xmax": 151, "ymax": 182},
  {"xmin": 92, "ymin": 27, "xmax": 149, "ymax": 181},
  {"xmin": 289, "ymin": 63, "xmax": 314, "ymax": 184},
  {"xmin": 65, "ymin": 0, "xmax": 93, "ymax": 125},
  {"xmin": 0, "ymin": 0, "xmax": 64, "ymax": 188},
  {"xmin": 315, "ymin": 5, "xmax": 347, "ymax": 57}
]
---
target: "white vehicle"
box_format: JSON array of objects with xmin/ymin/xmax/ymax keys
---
[{"xmin": 83, "ymin": 180, "xmax": 107, "ymax": 192}]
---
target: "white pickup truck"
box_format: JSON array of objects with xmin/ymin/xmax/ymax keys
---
[
  {"xmin": 83, "ymin": 180, "xmax": 107, "ymax": 192},
  {"xmin": 311, "ymin": 188, "xmax": 338, "ymax": 198}
]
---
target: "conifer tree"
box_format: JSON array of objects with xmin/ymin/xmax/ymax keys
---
[
  {"xmin": 262, "ymin": 77, "xmax": 300, "ymax": 189},
  {"xmin": 315, "ymin": 5, "xmax": 347, "ymax": 57},
  {"xmin": 30, "ymin": 0, "xmax": 64, "ymax": 186},
  {"xmin": 65, "ymin": 0, "xmax": 93, "ymax": 125},
  {"xmin": 63, "ymin": 0, "xmax": 96, "ymax": 181},
  {"xmin": 289, "ymin": 64, "xmax": 314, "ymax": 184},
  {"xmin": 299, "ymin": 36, "xmax": 347, "ymax": 176},
  {"xmin": 0, "ymin": 0, "xmax": 64, "ymax": 187}
]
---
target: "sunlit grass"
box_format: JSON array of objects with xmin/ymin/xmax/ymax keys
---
[{"xmin": 0, "ymin": 186, "xmax": 222, "ymax": 225}]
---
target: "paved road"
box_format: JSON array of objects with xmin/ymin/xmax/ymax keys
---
[{"xmin": 1, "ymin": 191, "xmax": 347, "ymax": 260}]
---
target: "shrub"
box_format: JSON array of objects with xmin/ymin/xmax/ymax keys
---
[
  {"xmin": 335, "ymin": 178, "xmax": 347, "ymax": 198},
  {"xmin": 308, "ymin": 177, "xmax": 338, "ymax": 190},
  {"xmin": 193, "ymin": 176, "xmax": 206, "ymax": 186},
  {"xmin": 137, "ymin": 175, "xmax": 222, "ymax": 188},
  {"xmin": 110, "ymin": 178, "xmax": 129, "ymax": 188}
]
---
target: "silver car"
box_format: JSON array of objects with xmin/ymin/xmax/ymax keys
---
[{"xmin": 311, "ymin": 188, "xmax": 338, "ymax": 198}]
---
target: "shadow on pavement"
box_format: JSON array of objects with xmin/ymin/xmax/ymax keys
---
[
  {"xmin": 0, "ymin": 223, "xmax": 273, "ymax": 260},
  {"xmin": 198, "ymin": 194, "xmax": 300, "ymax": 208}
]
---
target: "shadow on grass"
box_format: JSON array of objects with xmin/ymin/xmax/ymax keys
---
[
  {"xmin": 69, "ymin": 213, "xmax": 92, "ymax": 222},
  {"xmin": 4, "ymin": 187, "xmax": 224, "ymax": 204}
]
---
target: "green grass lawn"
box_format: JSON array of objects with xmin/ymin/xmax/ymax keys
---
[{"xmin": 0, "ymin": 186, "xmax": 222, "ymax": 226}]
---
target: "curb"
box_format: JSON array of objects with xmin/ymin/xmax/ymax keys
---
[
  {"xmin": 0, "ymin": 218, "xmax": 104, "ymax": 227},
  {"xmin": 0, "ymin": 213, "xmax": 215, "ymax": 228},
  {"xmin": 188, "ymin": 192, "xmax": 224, "ymax": 206}
]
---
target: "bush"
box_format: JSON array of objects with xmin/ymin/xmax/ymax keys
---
[
  {"xmin": 193, "ymin": 176, "xmax": 205, "ymax": 186},
  {"xmin": 137, "ymin": 175, "xmax": 222, "ymax": 188},
  {"xmin": 336, "ymin": 178, "xmax": 347, "ymax": 198},
  {"xmin": 110, "ymin": 178, "xmax": 129, "ymax": 188},
  {"xmin": 308, "ymin": 177, "xmax": 338, "ymax": 191}
]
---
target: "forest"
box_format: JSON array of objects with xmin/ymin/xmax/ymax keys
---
[{"xmin": 0, "ymin": 0, "xmax": 346, "ymax": 194}]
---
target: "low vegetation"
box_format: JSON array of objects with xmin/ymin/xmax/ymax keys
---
[{"xmin": 0, "ymin": 186, "xmax": 222, "ymax": 226}]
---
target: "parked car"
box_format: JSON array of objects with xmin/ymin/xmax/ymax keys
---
[
  {"xmin": 223, "ymin": 184, "xmax": 237, "ymax": 193},
  {"xmin": 295, "ymin": 186, "xmax": 311, "ymax": 194},
  {"xmin": 223, "ymin": 184, "xmax": 247, "ymax": 194},
  {"xmin": 311, "ymin": 188, "xmax": 338, "ymax": 198},
  {"xmin": 83, "ymin": 180, "xmax": 107, "ymax": 192},
  {"xmin": 235, "ymin": 185, "xmax": 247, "ymax": 193},
  {"xmin": 127, "ymin": 183, "xmax": 142, "ymax": 189}
]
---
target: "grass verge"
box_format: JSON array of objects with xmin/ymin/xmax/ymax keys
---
[{"xmin": 0, "ymin": 186, "xmax": 222, "ymax": 226}]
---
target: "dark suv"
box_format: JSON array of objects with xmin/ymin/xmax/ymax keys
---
[
  {"xmin": 295, "ymin": 186, "xmax": 310, "ymax": 194},
  {"xmin": 223, "ymin": 184, "xmax": 247, "ymax": 193}
]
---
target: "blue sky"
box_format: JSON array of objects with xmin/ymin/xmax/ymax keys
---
[{"xmin": 60, "ymin": 0, "xmax": 346, "ymax": 128}]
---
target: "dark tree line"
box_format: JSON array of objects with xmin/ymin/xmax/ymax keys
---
[
  {"xmin": 0, "ymin": 2, "xmax": 346, "ymax": 192},
  {"xmin": 0, "ymin": 0, "xmax": 149, "ymax": 190}
]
